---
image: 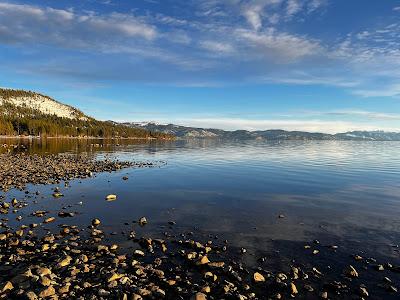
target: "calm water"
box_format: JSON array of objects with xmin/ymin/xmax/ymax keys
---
[{"xmin": 2, "ymin": 138, "xmax": 400, "ymax": 281}]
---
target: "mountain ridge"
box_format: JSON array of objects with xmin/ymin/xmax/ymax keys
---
[{"xmin": 121, "ymin": 122, "xmax": 400, "ymax": 141}]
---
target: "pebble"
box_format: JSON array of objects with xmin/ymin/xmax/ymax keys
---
[
  {"xmin": 105, "ymin": 194, "xmax": 117, "ymax": 201},
  {"xmin": 253, "ymin": 272, "xmax": 265, "ymax": 282}
]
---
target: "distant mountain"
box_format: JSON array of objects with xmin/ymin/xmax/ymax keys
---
[
  {"xmin": 122, "ymin": 122, "xmax": 400, "ymax": 141},
  {"xmin": 334, "ymin": 131, "xmax": 400, "ymax": 141},
  {"xmin": 0, "ymin": 88, "xmax": 173, "ymax": 139}
]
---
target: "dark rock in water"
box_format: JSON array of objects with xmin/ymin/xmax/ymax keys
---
[
  {"xmin": 138, "ymin": 217, "xmax": 148, "ymax": 226},
  {"xmin": 58, "ymin": 212, "xmax": 74, "ymax": 218}
]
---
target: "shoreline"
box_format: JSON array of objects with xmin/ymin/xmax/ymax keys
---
[{"xmin": 0, "ymin": 135, "xmax": 174, "ymax": 141}]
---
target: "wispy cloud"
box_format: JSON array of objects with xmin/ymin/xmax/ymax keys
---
[
  {"xmin": 199, "ymin": 40, "xmax": 236, "ymax": 54},
  {"xmin": 303, "ymin": 110, "xmax": 400, "ymax": 121},
  {"xmin": 0, "ymin": 2, "xmax": 157, "ymax": 46},
  {"xmin": 352, "ymin": 84, "xmax": 400, "ymax": 98},
  {"xmin": 260, "ymin": 72, "xmax": 360, "ymax": 87},
  {"xmin": 236, "ymin": 28, "xmax": 322, "ymax": 62}
]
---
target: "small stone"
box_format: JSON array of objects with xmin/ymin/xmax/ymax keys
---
[
  {"xmin": 92, "ymin": 218, "xmax": 101, "ymax": 226},
  {"xmin": 191, "ymin": 292, "xmax": 207, "ymax": 300},
  {"xmin": 138, "ymin": 217, "xmax": 147, "ymax": 226},
  {"xmin": 59, "ymin": 284, "xmax": 70, "ymax": 294},
  {"xmin": 105, "ymin": 194, "xmax": 117, "ymax": 201},
  {"xmin": 290, "ymin": 282, "xmax": 298, "ymax": 295},
  {"xmin": 344, "ymin": 265, "xmax": 358, "ymax": 277},
  {"xmin": 40, "ymin": 276, "xmax": 52, "ymax": 287},
  {"xmin": 57, "ymin": 256, "xmax": 72, "ymax": 268},
  {"xmin": 253, "ymin": 272, "xmax": 265, "ymax": 282},
  {"xmin": 98, "ymin": 289, "xmax": 110, "ymax": 296},
  {"xmin": 320, "ymin": 291, "xmax": 328, "ymax": 299},
  {"xmin": 197, "ymin": 255, "xmax": 210, "ymax": 265},
  {"xmin": 37, "ymin": 267, "xmax": 52, "ymax": 277},
  {"xmin": 134, "ymin": 249, "xmax": 145, "ymax": 257},
  {"xmin": 25, "ymin": 291, "xmax": 38, "ymax": 300},
  {"xmin": 1, "ymin": 281, "xmax": 13, "ymax": 293},
  {"xmin": 39, "ymin": 286, "xmax": 55, "ymax": 298},
  {"xmin": 359, "ymin": 286, "xmax": 369, "ymax": 297},
  {"xmin": 43, "ymin": 217, "xmax": 55, "ymax": 224},
  {"xmin": 108, "ymin": 273, "xmax": 124, "ymax": 282},
  {"xmin": 304, "ymin": 284, "xmax": 314, "ymax": 292},
  {"xmin": 376, "ymin": 264, "xmax": 385, "ymax": 271}
]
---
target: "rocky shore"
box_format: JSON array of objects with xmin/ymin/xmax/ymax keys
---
[
  {"xmin": 0, "ymin": 153, "xmax": 152, "ymax": 191},
  {"xmin": 0, "ymin": 154, "xmax": 399, "ymax": 299}
]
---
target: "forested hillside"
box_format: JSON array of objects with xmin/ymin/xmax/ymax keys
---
[{"xmin": 0, "ymin": 89, "xmax": 173, "ymax": 139}]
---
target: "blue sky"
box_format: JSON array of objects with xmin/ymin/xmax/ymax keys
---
[{"xmin": 1, "ymin": 0, "xmax": 400, "ymax": 133}]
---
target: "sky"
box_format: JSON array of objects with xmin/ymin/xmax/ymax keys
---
[{"xmin": 1, "ymin": 0, "xmax": 400, "ymax": 133}]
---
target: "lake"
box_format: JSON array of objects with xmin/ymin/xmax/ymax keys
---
[{"xmin": 2, "ymin": 138, "xmax": 400, "ymax": 298}]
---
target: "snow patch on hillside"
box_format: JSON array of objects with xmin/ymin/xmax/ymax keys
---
[{"xmin": 0, "ymin": 94, "xmax": 87, "ymax": 120}]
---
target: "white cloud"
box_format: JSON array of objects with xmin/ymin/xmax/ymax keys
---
[
  {"xmin": 286, "ymin": 0, "xmax": 302, "ymax": 18},
  {"xmin": 237, "ymin": 28, "xmax": 322, "ymax": 61},
  {"xmin": 352, "ymin": 84, "xmax": 400, "ymax": 98},
  {"xmin": 0, "ymin": 2, "xmax": 157, "ymax": 46},
  {"xmin": 261, "ymin": 73, "xmax": 360, "ymax": 87},
  {"xmin": 199, "ymin": 40, "xmax": 235, "ymax": 54}
]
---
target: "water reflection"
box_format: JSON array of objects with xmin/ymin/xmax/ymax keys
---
[{"xmin": 2, "ymin": 138, "xmax": 400, "ymax": 265}]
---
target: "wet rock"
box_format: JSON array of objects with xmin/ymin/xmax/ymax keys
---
[
  {"xmin": 0, "ymin": 281, "xmax": 13, "ymax": 293},
  {"xmin": 38, "ymin": 286, "xmax": 55, "ymax": 298},
  {"xmin": 253, "ymin": 272, "xmax": 265, "ymax": 282},
  {"xmin": 359, "ymin": 286, "xmax": 369, "ymax": 297},
  {"xmin": 91, "ymin": 218, "xmax": 101, "ymax": 226},
  {"xmin": 25, "ymin": 291, "xmax": 38, "ymax": 300},
  {"xmin": 290, "ymin": 282, "xmax": 298, "ymax": 295},
  {"xmin": 57, "ymin": 255, "xmax": 72, "ymax": 268},
  {"xmin": 197, "ymin": 255, "xmax": 210, "ymax": 265},
  {"xmin": 375, "ymin": 264, "xmax": 385, "ymax": 271},
  {"xmin": 344, "ymin": 265, "xmax": 359, "ymax": 277},
  {"xmin": 320, "ymin": 291, "xmax": 328, "ymax": 299},
  {"xmin": 138, "ymin": 217, "xmax": 148, "ymax": 226},
  {"xmin": 43, "ymin": 217, "xmax": 56, "ymax": 224},
  {"xmin": 105, "ymin": 194, "xmax": 117, "ymax": 201},
  {"xmin": 108, "ymin": 273, "xmax": 124, "ymax": 282},
  {"xmin": 37, "ymin": 267, "xmax": 52, "ymax": 277},
  {"xmin": 98, "ymin": 289, "xmax": 110, "ymax": 296},
  {"xmin": 191, "ymin": 292, "xmax": 207, "ymax": 300}
]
